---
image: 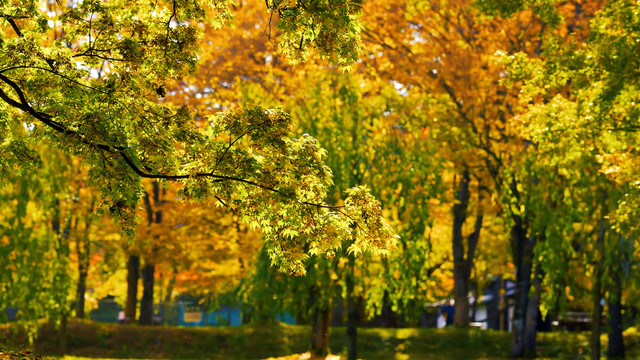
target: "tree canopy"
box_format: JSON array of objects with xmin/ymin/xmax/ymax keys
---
[{"xmin": 0, "ymin": 0, "xmax": 397, "ymax": 274}]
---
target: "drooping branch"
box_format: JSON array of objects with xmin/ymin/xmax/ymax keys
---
[{"xmin": 0, "ymin": 73, "xmax": 347, "ymax": 213}]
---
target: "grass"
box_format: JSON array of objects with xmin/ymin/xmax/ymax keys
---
[{"xmin": 1, "ymin": 319, "xmax": 639, "ymax": 360}]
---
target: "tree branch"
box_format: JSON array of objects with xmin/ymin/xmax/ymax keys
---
[
  {"xmin": 5, "ymin": 17, "xmax": 23, "ymax": 37},
  {"xmin": 0, "ymin": 74, "xmax": 345, "ymax": 213}
]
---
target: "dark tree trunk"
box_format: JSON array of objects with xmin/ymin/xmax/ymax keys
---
[
  {"xmin": 381, "ymin": 291, "xmax": 399, "ymax": 328},
  {"xmin": 452, "ymin": 172, "xmax": 470, "ymax": 327},
  {"xmin": 75, "ymin": 269, "xmax": 87, "ymax": 319},
  {"xmin": 311, "ymin": 307, "xmax": 330, "ymax": 359},
  {"xmin": 58, "ymin": 315, "xmax": 68, "ymax": 354},
  {"xmin": 309, "ymin": 285, "xmax": 330, "ymax": 359},
  {"xmin": 75, "ymin": 220, "xmax": 91, "ymax": 319},
  {"xmin": 452, "ymin": 271, "xmax": 470, "ymax": 326},
  {"xmin": 591, "ymin": 273, "xmax": 602, "ymax": 360},
  {"xmin": 591, "ymin": 222, "xmax": 607, "ymax": 360},
  {"xmin": 524, "ymin": 267, "xmax": 542, "ymax": 356},
  {"xmin": 487, "ymin": 276, "xmax": 500, "ymax": 330},
  {"xmin": 346, "ymin": 255, "xmax": 358, "ymax": 360},
  {"xmin": 139, "ymin": 263, "xmax": 155, "ymax": 325},
  {"xmin": 162, "ymin": 267, "xmax": 177, "ymax": 324},
  {"xmin": 510, "ymin": 211, "xmax": 536, "ymax": 358},
  {"xmin": 607, "ymin": 273, "xmax": 625, "ymax": 358},
  {"xmin": 452, "ymin": 171, "xmax": 483, "ymax": 327},
  {"xmin": 471, "ymin": 276, "xmax": 481, "ymax": 322},
  {"xmin": 125, "ymin": 255, "xmax": 140, "ymax": 322},
  {"xmin": 51, "ymin": 199, "xmax": 71, "ymax": 354},
  {"xmin": 139, "ymin": 182, "xmax": 162, "ymax": 326}
]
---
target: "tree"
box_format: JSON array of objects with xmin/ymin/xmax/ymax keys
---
[
  {"xmin": 230, "ymin": 64, "xmax": 446, "ymax": 358},
  {"xmin": 358, "ymin": 1, "xmax": 610, "ymax": 356},
  {"xmin": 0, "ymin": 0, "xmax": 396, "ymax": 278},
  {"xmin": 358, "ymin": 0, "xmax": 542, "ymax": 333},
  {"xmin": 495, "ymin": 1, "xmax": 640, "ymax": 357},
  {"xmin": 124, "ymin": 179, "xmax": 262, "ymax": 325},
  {"xmin": 0, "ymin": 143, "xmax": 74, "ymax": 339}
]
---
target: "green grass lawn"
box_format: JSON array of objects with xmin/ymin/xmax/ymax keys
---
[{"xmin": 2, "ymin": 319, "xmax": 639, "ymax": 360}]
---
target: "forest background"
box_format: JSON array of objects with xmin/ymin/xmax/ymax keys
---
[{"xmin": 1, "ymin": 0, "xmax": 639, "ymax": 359}]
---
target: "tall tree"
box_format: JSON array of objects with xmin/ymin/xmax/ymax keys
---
[
  {"xmin": 233, "ymin": 67, "xmax": 444, "ymax": 358},
  {"xmin": 0, "ymin": 144, "xmax": 74, "ymax": 335},
  {"xmin": 496, "ymin": 1, "xmax": 640, "ymax": 357},
  {"xmin": 359, "ymin": 1, "xmax": 605, "ymax": 355},
  {"xmin": 358, "ymin": 0, "xmax": 543, "ymax": 331},
  {"xmin": 0, "ymin": 0, "xmax": 396, "ymax": 279}
]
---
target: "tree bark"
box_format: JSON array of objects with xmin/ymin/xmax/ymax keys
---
[
  {"xmin": 58, "ymin": 315, "xmax": 68, "ymax": 354},
  {"xmin": 381, "ymin": 291, "xmax": 399, "ymax": 327},
  {"xmin": 139, "ymin": 263, "xmax": 155, "ymax": 325},
  {"xmin": 75, "ymin": 216, "xmax": 92, "ymax": 319},
  {"xmin": 139, "ymin": 182, "xmax": 162, "ymax": 326},
  {"xmin": 309, "ymin": 285, "xmax": 330, "ymax": 359},
  {"xmin": 452, "ymin": 171, "xmax": 483, "ymax": 327},
  {"xmin": 607, "ymin": 271, "xmax": 625, "ymax": 358},
  {"xmin": 524, "ymin": 267, "xmax": 542, "ymax": 356},
  {"xmin": 510, "ymin": 211, "xmax": 536, "ymax": 358},
  {"xmin": 591, "ymin": 221, "xmax": 607, "ymax": 360},
  {"xmin": 125, "ymin": 255, "xmax": 140, "ymax": 322},
  {"xmin": 487, "ymin": 276, "xmax": 500, "ymax": 330},
  {"xmin": 51, "ymin": 199, "xmax": 71, "ymax": 354},
  {"xmin": 591, "ymin": 271, "xmax": 602, "ymax": 360},
  {"xmin": 75, "ymin": 266, "xmax": 88, "ymax": 319},
  {"xmin": 471, "ymin": 275, "xmax": 481, "ymax": 322}
]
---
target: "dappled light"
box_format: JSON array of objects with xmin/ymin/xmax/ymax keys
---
[{"xmin": 2, "ymin": 0, "xmax": 640, "ymax": 360}]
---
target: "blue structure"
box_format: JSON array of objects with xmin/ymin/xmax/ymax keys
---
[
  {"xmin": 275, "ymin": 312, "xmax": 296, "ymax": 325},
  {"xmin": 155, "ymin": 302, "xmax": 243, "ymax": 327},
  {"xmin": 88, "ymin": 299, "xmax": 296, "ymax": 327},
  {"xmin": 90, "ymin": 296, "xmax": 122, "ymax": 323},
  {"xmin": 175, "ymin": 303, "xmax": 242, "ymax": 327},
  {"xmin": 3, "ymin": 307, "xmax": 19, "ymax": 322},
  {"xmin": 205, "ymin": 305, "xmax": 242, "ymax": 326}
]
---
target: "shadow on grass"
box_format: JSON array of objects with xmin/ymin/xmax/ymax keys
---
[{"xmin": 3, "ymin": 319, "xmax": 309, "ymax": 360}]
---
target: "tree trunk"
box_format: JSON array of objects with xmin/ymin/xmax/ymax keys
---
[
  {"xmin": 139, "ymin": 263, "xmax": 155, "ymax": 325},
  {"xmin": 591, "ymin": 221, "xmax": 607, "ymax": 360},
  {"xmin": 75, "ymin": 268, "xmax": 88, "ymax": 319},
  {"xmin": 163, "ymin": 267, "xmax": 177, "ymax": 325},
  {"xmin": 75, "ymin": 221, "xmax": 91, "ymax": 318},
  {"xmin": 346, "ymin": 255, "xmax": 358, "ymax": 360},
  {"xmin": 311, "ymin": 307, "xmax": 330, "ymax": 359},
  {"xmin": 607, "ymin": 273, "xmax": 625, "ymax": 358},
  {"xmin": 471, "ymin": 275, "xmax": 481, "ymax": 322},
  {"xmin": 452, "ymin": 172, "xmax": 470, "ymax": 327},
  {"xmin": 51, "ymin": 199, "xmax": 71, "ymax": 354},
  {"xmin": 381, "ymin": 291, "xmax": 399, "ymax": 327},
  {"xmin": 138, "ymin": 182, "xmax": 162, "ymax": 326},
  {"xmin": 591, "ymin": 272, "xmax": 602, "ymax": 360},
  {"xmin": 58, "ymin": 315, "xmax": 68, "ymax": 354},
  {"xmin": 524, "ymin": 267, "xmax": 542, "ymax": 356},
  {"xmin": 510, "ymin": 212, "xmax": 535, "ymax": 358},
  {"xmin": 452, "ymin": 171, "xmax": 483, "ymax": 327},
  {"xmin": 487, "ymin": 276, "xmax": 500, "ymax": 330},
  {"xmin": 500, "ymin": 278, "xmax": 508, "ymax": 331},
  {"xmin": 309, "ymin": 285, "xmax": 330, "ymax": 359},
  {"xmin": 125, "ymin": 255, "xmax": 140, "ymax": 322}
]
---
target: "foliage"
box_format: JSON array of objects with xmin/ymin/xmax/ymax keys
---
[
  {"xmin": 0, "ymin": 143, "xmax": 74, "ymax": 335},
  {"xmin": 496, "ymin": 0, "xmax": 640, "ymax": 316},
  {"xmin": 0, "ymin": 0, "xmax": 396, "ymax": 274}
]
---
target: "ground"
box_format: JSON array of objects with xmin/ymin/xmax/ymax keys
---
[{"xmin": 1, "ymin": 319, "xmax": 639, "ymax": 359}]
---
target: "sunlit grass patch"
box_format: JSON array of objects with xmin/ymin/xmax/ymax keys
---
[{"xmin": 2, "ymin": 319, "xmax": 640, "ymax": 359}]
